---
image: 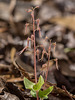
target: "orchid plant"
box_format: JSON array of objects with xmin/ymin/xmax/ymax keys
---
[{"xmin": 20, "ymin": 7, "xmax": 58, "ymax": 100}]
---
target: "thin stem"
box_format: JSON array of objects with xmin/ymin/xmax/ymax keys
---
[
  {"xmin": 32, "ymin": 10, "xmax": 39, "ymax": 100},
  {"xmin": 32, "ymin": 10, "xmax": 37, "ymax": 83},
  {"xmin": 44, "ymin": 41, "xmax": 51, "ymax": 89}
]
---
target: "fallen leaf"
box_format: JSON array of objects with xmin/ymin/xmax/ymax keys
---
[{"xmin": 50, "ymin": 15, "xmax": 75, "ymax": 31}]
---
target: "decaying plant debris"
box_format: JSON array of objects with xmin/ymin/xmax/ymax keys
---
[{"xmin": 0, "ymin": 0, "xmax": 75, "ymax": 100}]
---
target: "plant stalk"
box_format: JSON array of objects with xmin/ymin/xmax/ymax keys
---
[
  {"xmin": 32, "ymin": 10, "xmax": 39, "ymax": 100},
  {"xmin": 44, "ymin": 41, "xmax": 51, "ymax": 88},
  {"xmin": 32, "ymin": 10, "xmax": 37, "ymax": 83}
]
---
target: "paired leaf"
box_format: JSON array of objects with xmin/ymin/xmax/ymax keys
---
[
  {"xmin": 24, "ymin": 76, "xmax": 53, "ymax": 99},
  {"xmin": 38, "ymin": 86, "xmax": 54, "ymax": 98},
  {"xmin": 30, "ymin": 89, "xmax": 36, "ymax": 97},
  {"xmin": 33, "ymin": 75, "xmax": 44, "ymax": 91},
  {"xmin": 24, "ymin": 77, "xmax": 35, "ymax": 89}
]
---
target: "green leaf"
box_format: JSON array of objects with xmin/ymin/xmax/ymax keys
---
[
  {"xmin": 38, "ymin": 86, "xmax": 54, "ymax": 98},
  {"xmin": 24, "ymin": 77, "xmax": 35, "ymax": 89},
  {"xmin": 43, "ymin": 95, "xmax": 48, "ymax": 99},
  {"xmin": 33, "ymin": 75, "xmax": 44, "ymax": 91},
  {"xmin": 30, "ymin": 89, "xmax": 36, "ymax": 97}
]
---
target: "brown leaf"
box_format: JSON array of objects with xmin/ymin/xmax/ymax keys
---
[{"xmin": 50, "ymin": 15, "xmax": 75, "ymax": 31}]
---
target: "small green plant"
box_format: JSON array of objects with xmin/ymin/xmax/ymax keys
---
[
  {"xmin": 24, "ymin": 75, "xmax": 53, "ymax": 100},
  {"xmin": 20, "ymin": 6, "xmax": 58, "ymax": 100}
]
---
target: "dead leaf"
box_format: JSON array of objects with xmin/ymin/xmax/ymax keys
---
[
  {"xmin": 50, "ymin": 15, "xmax": 75, "ymax": 31},
  {"xmin": 59, "ymin": 60, "xmax": 75, "ymax": 77},
  {"xmin": 13, "ymin": 58, "xmax": 34, "ymax": 80}
]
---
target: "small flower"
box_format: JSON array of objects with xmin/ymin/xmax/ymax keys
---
[
  {"xmin": 24, "ymin": 23, "xmax": 29, "ymax": 35},
  {"xmin": 53, "ymin": 42, "xmax": 56, "ymax": 52}
]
